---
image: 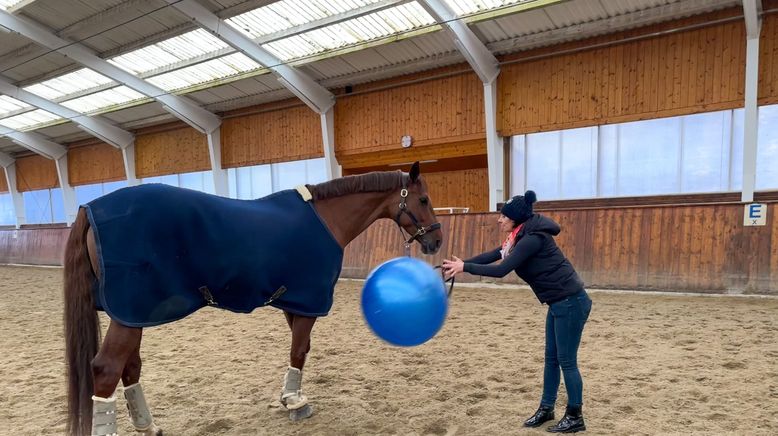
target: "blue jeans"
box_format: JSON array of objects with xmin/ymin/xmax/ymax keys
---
[{"xmin": 541, "ymin": 290, "xmax": 592, "ymax": 408}]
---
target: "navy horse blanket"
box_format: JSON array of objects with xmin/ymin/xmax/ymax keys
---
[{"xmin": 83, "ymin": 184, "xmax": 343, "ymax": 327}]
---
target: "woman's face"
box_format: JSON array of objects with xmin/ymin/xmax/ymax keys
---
[{"xmin": 498, "ymin": 214, "xmax": 516, "ymax": 233}]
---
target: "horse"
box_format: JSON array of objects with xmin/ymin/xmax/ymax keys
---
[{"xmin": 63, "ymin": 161, "xmax": 443, "ymax": 436}]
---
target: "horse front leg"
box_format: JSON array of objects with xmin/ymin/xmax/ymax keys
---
[
  {"xmin": 121, "ymin": 346, "xmax": 162, "ymax": 436},
  {"xmin": 280, "ymin": 312, "xmax": 316, "ymax": 420}
]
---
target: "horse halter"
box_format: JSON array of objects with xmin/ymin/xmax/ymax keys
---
[{"xmin": 393, "ymin": 182, "xmax": 441, "ymax": 249}]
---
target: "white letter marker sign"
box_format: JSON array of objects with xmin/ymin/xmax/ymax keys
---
[{"xmin": 743, "ymin": 203, "xmax": 767, "ymax": 226}]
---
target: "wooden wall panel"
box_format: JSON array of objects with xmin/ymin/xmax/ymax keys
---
[
  {"xmin": 68, "ymin": 143, "xmax": 126, "ymax": 186},
  {"xmin": 500, "ymin": 17, "xmax": 750, "ymax": 135},
  {"xmin": 135, "ymin": 127, "xmax": 210, "ymax": 178},
  {"xmin": 0, "ymin": 225, "xmax": 69, "ymax": 265},
  {"xmin": 759, "ymin": 13, "xmax": 778, "ymax": 105},
  {"xmin": 0, "ymin": 168, "xmax": 7, "ymax": 193},
  {"xmin": 338, "ymin": 138, "xmax": 486, "ymax": 169},
  {"xmin": 2, "ymin": 200, "xmax": 776, "ymax": 295},
  {"xmin": 336, "ymin": 72, "xmax": 485, "ymax": 155},
  {"xmin": 15, "ymin": 155, "xmax": 58, "ymax": 192},
  {"xmin": 221, "ymin": 105, "xmax": 322, "ymax": 168},
  {"xmin": 424, "ymin": 168, "xmax": 489, "ymax": 213},
  {"xmin": 340, "ymin": 200, "xmax": 778, "ymax": 295}
]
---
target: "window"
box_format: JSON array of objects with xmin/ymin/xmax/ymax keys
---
[
  {"xmin": 228, "ymin": 158, "xmax": 327, "ymax": 199},
  {"xmin": 141, "ymin": 171, "xmax": 214, "ymax": 194},
  {"xmin": 75, "ymin": 180, "xmax": 129, "ymax": 205},
  {"xmin": 0, "ymin": 193, "xmax": 14, "ymax": 225},
  {"xmin": 23, "ymin": 188, "xmax": 65, "ymax": 224},
  {"xmin": 757, "ymin": 105, "xmax": 778, "ymax": 190},
  {"xmin": 523, "ymin": 127, "xmax": 597, "ymax": 200},
  {"xmin": 511, "ymin": 105, "xmax": 778, "ymax": 199}
]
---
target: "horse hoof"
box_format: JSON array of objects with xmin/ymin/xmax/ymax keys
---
[{"xmin": 289, "ymin": 404, "xmax": 313, "ymax": 421}]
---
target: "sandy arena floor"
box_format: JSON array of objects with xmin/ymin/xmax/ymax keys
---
[{"xmin": 0, "ymin": 265, "xmax": 776, "ymax": 435}]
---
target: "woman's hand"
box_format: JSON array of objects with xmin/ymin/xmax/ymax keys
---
[{"xmin": 442, "ymin": 256, "xmax": 464, "ymax": 280}]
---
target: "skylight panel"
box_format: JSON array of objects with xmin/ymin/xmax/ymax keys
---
[
  {"xmin": 0, "ymin": 109, "xmax": 61, "ymax": 130},
  {"xmin": 262, "ymin": 2, "xmax": 435, "ymax": 61},
  {"xmin": 227, "ymin": 0, "xmax": 382, "ymax": 39},
  {"xmin": 59, "ymin": 86, "xmax": 146, "ymax": 114},
  {"xmin": 443, "ymin": 0, "xmax": 536, "ymax": 17},
  {"xmin": 0, "ymin": 95, "xmax": 30, "ymax": 118},
  {"xmin": 145, "ymin": 53, "xmax": 263, "ymax": 92},
  {"xmin": 108, "ymin": 29, "xmax": 230, "ymax": 76},
  {"xmin": 0, "ymin": 0, "xmax": 25, "ymax": 11},
  {"xmin": 23, "ymin": 68, "xmax": 113, "ymax": 100}
]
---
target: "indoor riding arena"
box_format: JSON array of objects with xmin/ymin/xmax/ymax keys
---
[{"xmin": 0, "ymin": 1, "xmax": 776, "ymax": 435}]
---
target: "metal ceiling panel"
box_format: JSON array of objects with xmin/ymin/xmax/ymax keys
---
[
  {"xmin": 406, "ymin": 29, "xmax": 457, "ymax": 57},
  {"xmin": 20, "ymin": 0, "xmax": 125, "ymax": 31},
  {"xmin": 336, "ymin": 48, "xmax": 396, "ymax": 72},
  {"xmin": 598, "ymin": 0, "xmax": 676, "ymax": 16},
  {"xmin": 542, "ymin": 0, "xmax": 609, "ymax": 27},
  {"xmin": 101, "ymin": 101, "xmax": 168, "ymax": 125},
  {"xmin": 35, "ymin": 121, "xmax": 84, "ymax": 140},
  {"xmin": 476, "ymin": 8, "xmax": 556, "ymax": 41},
  {"xmin": 225, "ymin": 75, "xmax": 277, "ymax": 96},
  {"xmin": 190, "ymin": 82, "xmax": 251, "ymax": 104},
  {"xmin": 204, "ymin": 88, "xmax": 295, "ymax": 112},
  {"xmin": 361, "ymin": 29, "xmax": 455, "ymax": 68},
  {"xmin": 0, "ymin": 52, "xmax": 75, "ymax": 84},
  {"xmin": 309, "ymin": 54, "xmax": 369, "ymax": 78},
  {"xmin": 0, "ymin": 136, "xmax": 25, "ymax": 154},
  {"xmin": 0, "ymin": 31, "xmax": 32, "ymax": 56},
  {"xmin": 442, "ymin": 0, "xmax": 537, "ymax": 17}
]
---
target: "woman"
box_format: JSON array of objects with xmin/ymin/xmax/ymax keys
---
[{"xmin": 442, "ymin": 191, "xmax": 592, "ymax": 434}]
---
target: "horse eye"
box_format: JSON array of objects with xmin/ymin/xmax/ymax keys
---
[{"xmin": 420, "ymin": 196, "xmax": 428, "ymax": 205}]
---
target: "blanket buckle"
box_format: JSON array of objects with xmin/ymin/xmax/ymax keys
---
[{"xmin": 198, "ymin": 286, "xmax": 217, "ymax": 306}]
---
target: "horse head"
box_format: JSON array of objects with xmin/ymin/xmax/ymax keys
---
[{"xmin": 394, "ymin": 161, "xmax": 443, "ymax": 255}]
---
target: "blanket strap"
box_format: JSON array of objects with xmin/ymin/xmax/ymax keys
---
[{"xmin": 295, "ymin": 185, "xmax": 313, "ymax": 202}]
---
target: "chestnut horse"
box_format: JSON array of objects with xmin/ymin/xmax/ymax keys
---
[{"xmin": 63, "ymin": 162, "xmax": 442, "ymax": 435}]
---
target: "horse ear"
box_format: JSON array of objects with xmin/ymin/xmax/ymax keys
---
[{"xmin": 409, "ymin": 161, "xmax": 420, "ymax": 183}]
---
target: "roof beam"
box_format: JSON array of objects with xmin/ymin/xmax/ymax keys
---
[
  {"xmin": 0, "ymin": 9, "xmax": 221, "ymax": 134},
  {"xmin": 166, "ymin": 0, "xmax": 335, "ymax": 114},
  {"xmin": 742, "ymin": 0, "xmax": 762, "ymax": 39},
  {"xmin": 417, "ymin": 0, "xmax": 499, "ymax": 84},
  {"xmin": 0, "ymin": 76, "xmax": 134, "ymax": 149},
  {"xmin": 0, "ymin": 127, "xmax": 66, "ymax": 159},
  {"xmin": 0, "ymin": 149, "xmax": 13, "ymax": 167}
]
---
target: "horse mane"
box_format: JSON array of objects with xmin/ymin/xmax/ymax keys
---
[{"xmin": 307, "ymin": 171, "xmax": 408, "ymax": 201}]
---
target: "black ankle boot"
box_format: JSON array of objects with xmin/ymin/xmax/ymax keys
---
[
  {"xmin": 547, "ymin": 405, "xmax": 585, "ymax": 433},
  {"xmin": 523, "ymin": 405, "xmax": 555, "ymax": 428}
]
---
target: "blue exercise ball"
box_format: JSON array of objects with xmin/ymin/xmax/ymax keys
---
[{"xmin": 361, "ymin": 257, "xmax": 448, "ymax": 347}]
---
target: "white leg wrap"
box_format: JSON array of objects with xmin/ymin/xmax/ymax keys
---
[
  {"xmin": 123, "ymin": 383, "xmax": 161, "ymax": 435},
  {"xmin": 280, "ymin": 367, "xmax": 308, "ymax": 410},
  {"xmin": 92, "ymin": 395, "xmax": 118, "ymax": 436}
]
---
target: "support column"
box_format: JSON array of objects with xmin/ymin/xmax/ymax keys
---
[
  {"xmin": 54, "ymin": 155, "xmax": 77, "ymax": 225},
  {"xmin": 121, "ymin": 142, "xmax": 139, "ymax": 186},
  {"xmin": 206, "ymin": 128, "xmax": 229, "ymax": 196},
  {"xmin": 3, "ymin": 163, "xmax": 26, "ymax": 228},
  {"xmin": 484, "ymin": 80, "xmax": 504, "ymax": 211},
  {"xmin": 320, "ymin": 108, "xmax": 341, "ymax": 180},
  {"xmin": 741, "ymin": 35, "xmax": 760, "ymax": 202}
]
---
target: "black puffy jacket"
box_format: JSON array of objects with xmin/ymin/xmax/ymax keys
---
[{"xmin": 463, "ymin": 214, "xmax": 584, "ymax": 304}]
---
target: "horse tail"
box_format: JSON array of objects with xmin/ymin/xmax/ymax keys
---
[{"xmin": 63, "ymin": 208, "xmax": 101, "ymax": 436}]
